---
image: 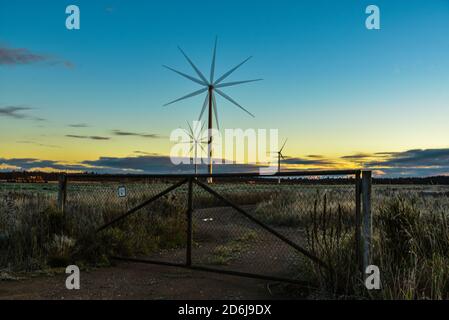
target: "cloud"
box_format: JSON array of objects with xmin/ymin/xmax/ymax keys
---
[
  {"xmin": 65, "ymin": 135, "xmax": 111, "ymax": 141},
  {"xmin": 112, "ymin": 130, "xmax": 162, "ymax": 139},
  {"xmin": 0, "ymin": 47, "xmax": 47, "ymax": 65},
  {"xmin": 334, "ymin": 148, "xmax": 449, "ymax": 177},
  {"xmin": 16, "ymin": 141, "xmax": 61, "ymax": 149},
  {"xmin": 2, "ymin": 147, "xmax": 449, "ymax": 177},
  {"xmin": 133, "ymin": 151, "xmax": 161, "ymax": 156},
  {"xmin": 0, "ymin": 106, "xmax": 45, "ymax": 121},
  {"xmin": 68, "ymin": 123, "xmax": 89, "ymax": 128},
  {"xmin": 0, "ymin": 45, "xmax": 73, "ymax": 68},
  {"xmin": 0, "ymin": 155, "xmax": 264, "ymax": 174},
  {"xmin": 82, "ymin": 155, "xmax": 261, "ymax": 174},
  {"xmin": 367, "ymin": 148, "xmax": 449, "ymax": 168},
  {"xmin": 0, "ymin": 158, "xmax": 89, "ymax": 172},
  {"xmin": 341, "ymin": 153, "xmax": 373, "ymax": 160},
  {"xmin": 281, "ymin": 157, "xmax": 335, "ymax": 166}
]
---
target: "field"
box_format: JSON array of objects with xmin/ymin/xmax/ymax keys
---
[{"xmin": 1, "ymin": 180, "xmax": 448, "ymax": 299}]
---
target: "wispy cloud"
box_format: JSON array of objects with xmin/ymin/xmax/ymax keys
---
[
  {"xmin": 133, "ymin": 151, "xmax": 160, "ymax": 156},
  {"xmin": 281, "ymin": 156, "xmax": 335, "ymax": 166},
  {"xmin": 16, "ymin": 141, "xmax": 61, "ymax": 149},
  {"xmin": 65, "ymin": 134, "xmax": 111, "ymax": 141},
  {"xmin": 0, "ymin": 45, "xmax": 73, "ymax": 68},
  {"xmin": 0, "ymin": 106, "xmax": 45, "ymax": 121},
  {"xmin": 0, "ymin": 158, "xmax": 88, "ymax": 172},
  {"xmin": 68, "ymin": 123, "xmax": 89, "ymax": 128},
  {"xmin": 341, "ymin": 153, "xmax": 373, "ymax": 160},
  {"xmin": 112, "ymin": 129, "xmax": 162, "ymax": 139}
]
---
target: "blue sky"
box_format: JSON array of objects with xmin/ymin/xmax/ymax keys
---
[{"xmin": 1, "ymin": 0, "xmax": 449, "ymax": 176}]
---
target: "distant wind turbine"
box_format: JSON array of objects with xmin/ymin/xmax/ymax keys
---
[
  {"xmin": 181, "ymin": 121, "xmax": 207, "ymax": 175},
  {"xmin": 270, "ymin": 139, "xmax": 288, "ymax": 184},
  {"xmin": 164, "ymin": 37, "xmax": 262, "ymax": 180}
]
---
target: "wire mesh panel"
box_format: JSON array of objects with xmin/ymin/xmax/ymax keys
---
[
  {"xmin": 191, "ymin": 176, "xmax": 357, "ymax": 280},
  {"xmin": 65, "ymin": 175, "xmax": 189, "ymax": 265},
  {"xmin": 62, "ymin": 171, "xmax": 362, "ymax": 283}
]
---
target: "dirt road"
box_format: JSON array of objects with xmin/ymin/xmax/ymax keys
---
[{"xmin": 0, "ymin": 262, "xmax": 300, "ymax": 300}]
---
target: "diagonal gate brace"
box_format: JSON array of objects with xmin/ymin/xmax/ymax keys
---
[
  {"xmin": 96, "ymin": 178, "xmax": 188, "ymax": 233},
  {"xmin": 193, "ymin": 179, "xmax": 330, "ymax": 270}
]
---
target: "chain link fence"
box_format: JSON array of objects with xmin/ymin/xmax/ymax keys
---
[{"xmin": 59, "ymin": 171, "xmax": 371, "ymax": 284}]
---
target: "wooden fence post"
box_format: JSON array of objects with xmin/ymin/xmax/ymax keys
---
[
  {"xmin": 361, "ymin": 171, "xmax": 372, "ymax": 274},
  {"xmin": 186, "ymin": 177, "xmax": 193, "ymax": 267},
  {"xmin": 58, "ymin": 173, "xmax": 67, "ymax": 214},
  {"xmin": 355, "ymin": 171, "xmax": 363, "ymax": 273}
]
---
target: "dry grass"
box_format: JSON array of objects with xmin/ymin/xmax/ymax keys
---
[
  {"xmin": 0, "ymin": 190, "xmax": 187, "ymax": 270},
  {"xmin": 1, "ymin": 183, "xmax": 449, "ymax": 300},
  {"xmin": 255, "ymin": 186, "xmax": 449, "ymax": 299}
]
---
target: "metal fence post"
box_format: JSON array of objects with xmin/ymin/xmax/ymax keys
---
[
  {"xmin": 355, "ymin": 171, "xmax": 363, "ymax": 273},
  {"xmin": 186, "ymin": 177, "xmax": 193, "ymax": 267},
  {"xmin": 361, "ymin": 171, "xmax": 372, "ymax": 274},
  {"xmin": 57, "ymin": 173, "xmax": 67, "ymax": 214}
]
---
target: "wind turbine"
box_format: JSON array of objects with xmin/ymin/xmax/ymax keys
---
[
  {"xmin": 274, "ymin": 139, "xmax": 288, "ymax": 184},
  {"xmin": 164, "ymin": 37, "xmax": 262, "ymax": 181},
  {"xmin": 181, "ymin": 121, "xmax": 207, "ymax": 175}
]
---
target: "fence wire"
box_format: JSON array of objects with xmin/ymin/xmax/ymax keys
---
[{"xmin": 63, "ymin": 173, "xmax": 359, "ymax": 281}]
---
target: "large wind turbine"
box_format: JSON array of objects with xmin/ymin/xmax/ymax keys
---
[{"xmin": 164, "ymin": 38, "xmax": 262, "ymax": 179}]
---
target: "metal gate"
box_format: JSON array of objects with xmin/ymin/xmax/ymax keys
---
[{"xmin": 60, "ymin": 170, "xmax": 372, "ymax": 285}]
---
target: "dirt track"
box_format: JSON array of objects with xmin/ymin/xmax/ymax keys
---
[
  {"xmin": 0, "ymin": 206, "xmax": 307, "ymax": 300},
  {"xmin": 0, "ymin": 262, "xmax": 302, "ymax": 300}
]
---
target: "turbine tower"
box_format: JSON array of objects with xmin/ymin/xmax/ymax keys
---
[
  {"xmin": 181, "ymin": 121, "xmax": 207, "ymax": 175},
  {"xmin": 275, "ymin": 139, "xmax": 288, "ymax": 184},
  {"xmin": 164, "ymin": 38, "xmax": 262, "ymax": 180}
]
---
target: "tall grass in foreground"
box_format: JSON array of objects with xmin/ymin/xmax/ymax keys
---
[
  {"xmin": 0, "ymin": 191, "xmax": 187, "ymax": 270},
  {"xmin": 1, "ymin": 185, "xmax": 448, "ymax": 300},
  {"xmin": 256, "ymin": 189, "xmax": 449, "ymax": 299},
  {"xmin": 0, "ymin": 186, "xmax": 273, "ymax": 271}
]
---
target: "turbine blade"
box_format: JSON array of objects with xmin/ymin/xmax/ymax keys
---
[
  {"xmin": 163, "ymin": 65, "xmax": 207, "ymax": 86},
  {"xmin": 280, "ymin": 138, "xmax": 288, "ymax": 152},
  {"xmin": 215, "ymin": 89, "xmax": 255, "ymax": 118},
  {"xmin": 215, "ymin": 79, "xmax": 263, "ymax": 89},
  {"xmin": 210, "ymin": 37, "xmax": 217, "ymax": 83},
  {"xmin": 212, "ymin": 93, "xmax": 219, "ymax": 130},
  {"xmin": 163, "ymin": 88, "xmax": 207, "ymax": 106},
  {"xmin": 200, "ymin": 119, "xmax": 206, "ymax": 132},
  {"xmin": 186, "ymin": 120, "xmax": 194, "ymax": 137},
  {"xmin": 198, "ymin": 92, "xmax": 209, "ymax": 120},
  {"xmin": 214, "ymin": 56, "xmax": 252, "ymax": 85},
  {"xmin": 178, "ymin": 46, "xmax": 209, "ymax": 84},
  {"xmin": 280, "ymin": 153, "xmax": 287, "ymax": 160}
]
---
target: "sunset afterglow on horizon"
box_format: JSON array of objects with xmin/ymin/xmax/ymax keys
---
[{"xmin": 1, "ymin": 0, "xmax": 449, "ymax": 177}]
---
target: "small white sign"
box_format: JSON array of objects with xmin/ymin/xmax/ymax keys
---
[{"xmin": 118, "ymin": 186, "xmax": 127, "ymax": 197}]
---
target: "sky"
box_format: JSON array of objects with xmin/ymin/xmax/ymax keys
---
[{"xmin": 1, "ymin": 0, "xmax": 449, "ymax": 176}]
